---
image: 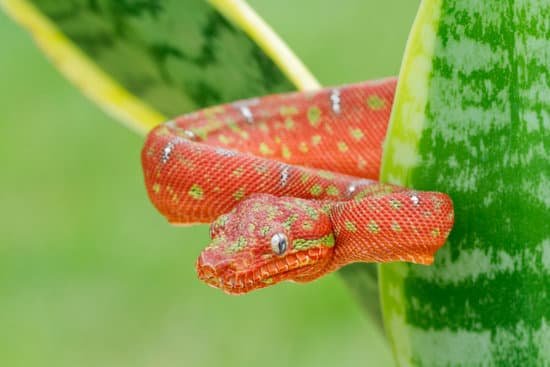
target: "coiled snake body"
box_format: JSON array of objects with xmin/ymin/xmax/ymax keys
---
[{"xmin": 142, "ymin": 78, "xmax": 454, "ymax": 294}]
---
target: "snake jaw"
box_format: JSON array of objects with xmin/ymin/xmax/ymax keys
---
[
  {"xmin": 196, "ymin": 244, "xmax": 333, "ymax": 294},
  {"xmin": 195, "ymin": 194, "xmax": 335, "ymax": 294}
]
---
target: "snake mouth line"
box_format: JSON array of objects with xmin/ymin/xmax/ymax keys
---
[
  {"xmin": 199, "ymin": 267, "xmax": 298, "ymax": 295},
  {"xmin": 196, "ymin": 246, "xmax": 331, "ymax": 294}
]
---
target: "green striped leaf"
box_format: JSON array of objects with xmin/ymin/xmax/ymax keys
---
[
  {"xmin": 1, "ymin": 0, "xmax": 318, "ymax": 134},
  {"xmin": 380, "ymin": 0, "xmax": 550, "ymax": 365}
]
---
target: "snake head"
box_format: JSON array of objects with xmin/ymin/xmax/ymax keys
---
[{"xmin": 196, "ymin": 194, "xmax": 335, "ymax": 294}]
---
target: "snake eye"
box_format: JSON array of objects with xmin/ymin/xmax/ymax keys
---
[{"xmin": 270, "ymin": 233, "xmax": 288, "ymax": 255}]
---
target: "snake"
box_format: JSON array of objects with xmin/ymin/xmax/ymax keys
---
[{"xmin": 141, "ymin": 77, "xmax": 454, "ymax": 294}]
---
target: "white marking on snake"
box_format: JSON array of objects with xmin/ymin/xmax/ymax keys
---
[
  {"xmin": 330, "ymin": 89, "xmax": 341, "ymax": 114},
  {"xmin": 161, "ymin": 137, "xmax": 187, "ymax": 164},
  {"xmin": 161, "ymin": 141, "xmax": 175, "ymax": 164},
  {"xmin": 347, "ymin": 179, "xmax": 377, "ymax": 198},
  {"xmin": 410, "ymin": 193, "xmax": 420, "ymax": 206},
  {"xmin": 347, "ymin": 183, "xmax": 357, "ymax": 196},
  {"xmin": 215, "ymin": 147, "xmax": 237, "ymax": 157},
  {"xmin": 184, "ymin": 130, "xmax": 198, "ymax": 140},
  {"xmin": 280, "ymin": 165, "xmax": 290, "ymax": 187},
  {"xmin": 233, "ymin": 98, "xmax": 259, "ymax": 124},
  {"xmin": 239, "ymin": 106, "xmax": 254, "ymax": 124}
]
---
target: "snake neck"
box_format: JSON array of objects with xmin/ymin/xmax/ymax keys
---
[{"xmin": 326, "ymin": 194, "xmax": 452, "ymax": 271}]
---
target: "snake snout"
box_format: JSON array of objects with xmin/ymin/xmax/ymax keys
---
[{"xmin": 196, "ymin": 249, "xmax": 235, "ymax": 287}]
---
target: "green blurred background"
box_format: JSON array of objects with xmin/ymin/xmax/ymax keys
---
[{"xmin": 0, "ymin": 1, "xmax": 418, "ymax": 366}]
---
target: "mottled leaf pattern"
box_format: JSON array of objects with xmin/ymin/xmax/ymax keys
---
[
  {"xmin": 34, "ymin": 0, "xmax": 295, "ymax": 115},
  {"xmin": 380, "ymin": 0, "xmax": 550, "ymax": 365}
]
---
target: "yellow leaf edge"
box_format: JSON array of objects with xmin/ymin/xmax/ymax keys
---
[
  {"xmin": 209, "ymin": 0, "xmax": 320, "ymax": 91},
  {"xmin": 378, "ymin": 0, "xmax": 442, "ymax": 364},
  {"xmin": 1, "ymin": 0, "xmax": 319, "ymax": 136}
]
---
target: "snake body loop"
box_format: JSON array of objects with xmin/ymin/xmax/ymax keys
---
[{"xmin": 141, "ymin": 77, "xmax": 454, "ymax": 294}]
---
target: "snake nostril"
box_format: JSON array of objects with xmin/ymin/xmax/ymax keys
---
[
  {"xmin": 196, "ymin": 253, "xmax": 216, "ymax": 277},
  {"xmin": 198, "ymin": 264, "xmax": 216, "ymax": 281}
]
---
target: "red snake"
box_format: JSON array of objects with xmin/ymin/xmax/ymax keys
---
[{"xmin": 141, "ymin": 77, "xmax": 454, "ymax": 294}]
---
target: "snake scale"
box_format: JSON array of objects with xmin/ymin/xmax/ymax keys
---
[{"xmin": 141, "ymin": 77, "xmax": 454, "ymax": 294}]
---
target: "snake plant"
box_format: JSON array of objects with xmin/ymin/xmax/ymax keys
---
[{"xmin": 380, "ymin": 1, "xmax": 550, "ymax": 365}]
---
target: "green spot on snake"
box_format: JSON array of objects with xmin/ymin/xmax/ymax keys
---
[
  {"xmin": 282, "ymin": 145, "xmax": 292, "ymax": 159},
  {"xmin": 337, "ymin": 141, "xmax": 349, "ymax": 153},
  {"xmin": 155, "ymin": 126, "xmax": 170, "ymax": 137},
  {"xmin": 280, "ymin": 106, "xmax": 299, "ymax": 116},
  {"xmin": 258, "ymin": 122, "xmax": 269, "ymax": 133},
  {"xmin": 218, "ymin": 134, "xmax": 232, "ymax": 145},
  {"xmin": 260, "ymin": 226, "xmax": 271, "ymax": 236},
  {"xmin": 367, "ymin": 220, "xmax": 380, "ymax": 234},
  {"xmin": 350, "ymin": 128, "xmax": 365, "ymax": 141},
  {"xmin": 233, "ymin": 187, "xmax": 245, "ymax": 201},
  {"xmin": 317, "ymin": 171, "xmax": 335, "ymax": 180},
  {"xmin": 310, "ymin": 184, "xmax": 323, "ymax": 196},
  {"xmin": 293, "ymin": 233, "xmax": 335, "ymax": 250},
  {"xmin": 284, "ymin": 118, "xmax": 295, "ymax": 130},
  {"xmin": 303, "ymin": 204, "xmax": 319, "ymax": 220},
  {"xmin": 203, "ymin": 106, "xmax": 224, "ymax": 117},
  {"xmin": 431, "ymin": 195, "xmax": 444, "ymax": 211},
  {"xmin": 266, "ymin": 206, "xmax": 279, "ymax": 221},
  {"xmin": 354, "ymin": 189, "xmax": 370, "ymax": 202},
  {"xmin": 391, "ymin": 222, "xmax": 402, "ymax": 232},
  {"xmin": 259, "ymin": 143, "xmax": 274, "ymax": 155},
  {"xmin": 326, "ymin": 185, "xmax": 340, "ymax": 196},
  {"xmin": 357, "ymin": 157, "xmax": 367, "ymax": 170},
  {"xmin": 254, "ymin": 163, "xmax": 269, "ymax": 174},
  {"xmin": 307, "ymin": 106, "xmax": 321, "ymax": 127},
  {"xmin": 366, "ymin": 95, "xmax": 385, "ymax": 110},
  {"xmin": 390, "ymin": 198, "xmax": 402, "ymax": 210},
  {"xmin": 226, "ymin": 236, "xmax": 248, "ymax": 254},
  {"xmin": 283, "ymin": 202, "xmax": 295, "ymax": 210},
  {"xmin": 302, "ymin": 221, "xmax": 314, "ymax": 231},
  {"xmin": 227, "ymin": 120, "xmax": 241, "ymax": 133},
  {"xmin": 232, "ymin": 166, "xmax": 244, "ymax": 177},
  {"xmin": 214, "ymin": 214, "xmax": 229, "ymax": 227},
  {"xmin": 191, "ymin": 127, "xmax": 208, "ymax": 140},
  {"xmin": 283, "ymin": 214, "xmax": 299, "ymax": 230},
  {"xmin": 345, "ymin": 221, "xmax": 357, "ymax": 232},
  {"xmin": 188, "ymin": 184, "xmax": 204, "ymax": 200},
  {"xmin": 311, "ymin": 135, "xmax": 322, "ymax": 145}
]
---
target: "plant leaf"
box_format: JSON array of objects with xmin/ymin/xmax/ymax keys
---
[
  {"xmin": 339, "ymin": 263, "xmax": 383, "ymax": 331},
  {"xmin": 0, "ymin": 0, "xmax": 318, "ymax": 134},
  {"xmin": 380, "ymin": 0, "xmax": 550, "ymax": 365}
]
